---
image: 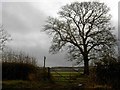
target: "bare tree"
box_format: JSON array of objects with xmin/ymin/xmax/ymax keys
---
[
  {"xmin": 2, "ymin": 50, "xmax": 37, "ymax": 66},
  {"xmin": 44, "ymin": 2, "xmax": 116, "ymax": 75},
  {"xmin": 0, "ymin": 25, "xmax": 11, "ymax": 51}
]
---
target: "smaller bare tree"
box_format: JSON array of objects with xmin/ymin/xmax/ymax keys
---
[
  {"xmin": 0, "ymin": 25, "xmax": 11, "ymax": 51},
  {"xmin": 2, "ymin": 50, "xmax": 37, "ymax": 66}
]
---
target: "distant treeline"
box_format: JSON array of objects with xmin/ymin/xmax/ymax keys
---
[{"xmin": 50, "ymin": 67, "xmax": 84, "ymax": 72}]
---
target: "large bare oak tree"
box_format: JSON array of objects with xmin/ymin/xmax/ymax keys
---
[{"xmin": 44, "ymin": 2, "xmax": 116, "ymax": 75}]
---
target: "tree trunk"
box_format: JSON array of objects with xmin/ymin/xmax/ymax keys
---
[{"xmin": 83, "ymin": 56, "xmax": 89, "ymax": 75}]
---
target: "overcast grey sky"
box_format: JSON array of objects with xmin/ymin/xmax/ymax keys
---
[{"xmin": 1, "ymin": 0, "xmax": 119, "ymax": 67}]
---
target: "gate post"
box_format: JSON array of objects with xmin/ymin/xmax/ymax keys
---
[{"xmin": 47, "ymin": 67, "xmax": 50, "ymax": 79}]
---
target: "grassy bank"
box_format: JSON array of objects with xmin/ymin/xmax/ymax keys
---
[
  {"xmin": 2, "ymin": 80, "xmax": 84, "ymax": 90},
  {"xmin": 2, "ymin": 72, "xmax": 112, "ymax": 89}
]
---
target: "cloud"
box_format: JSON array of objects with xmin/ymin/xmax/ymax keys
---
[
  {"xmin": 2, "ymin": 2, "xmax": 72, "ymax": 67},
  {"xmin": 2, "ymin": 2, "xmax": 46, "ymax": 34}
]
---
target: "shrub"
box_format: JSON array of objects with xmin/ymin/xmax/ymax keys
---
[
  {"xmin": 2, "ymin": 62, "xmax": 52, "ymax": 82},
  {"xmin": 95, "ymin": 62, "xmax": 120, "ymax": 89},
  {"xmin": 2, "ymin": 62, "xmax": 37, "ymax": 80},
  {"xmin": 2, "ymin": 50, "xmax": 52, "ymax": 82}
]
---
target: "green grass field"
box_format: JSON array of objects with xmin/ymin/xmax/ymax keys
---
[
  {"xmin": 51, "ymin": 72, "xmax": 81, "ymax": 76},
  {"xmin": 51, "ymin": 71, "xmax": 84, "ymax": 83}
]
